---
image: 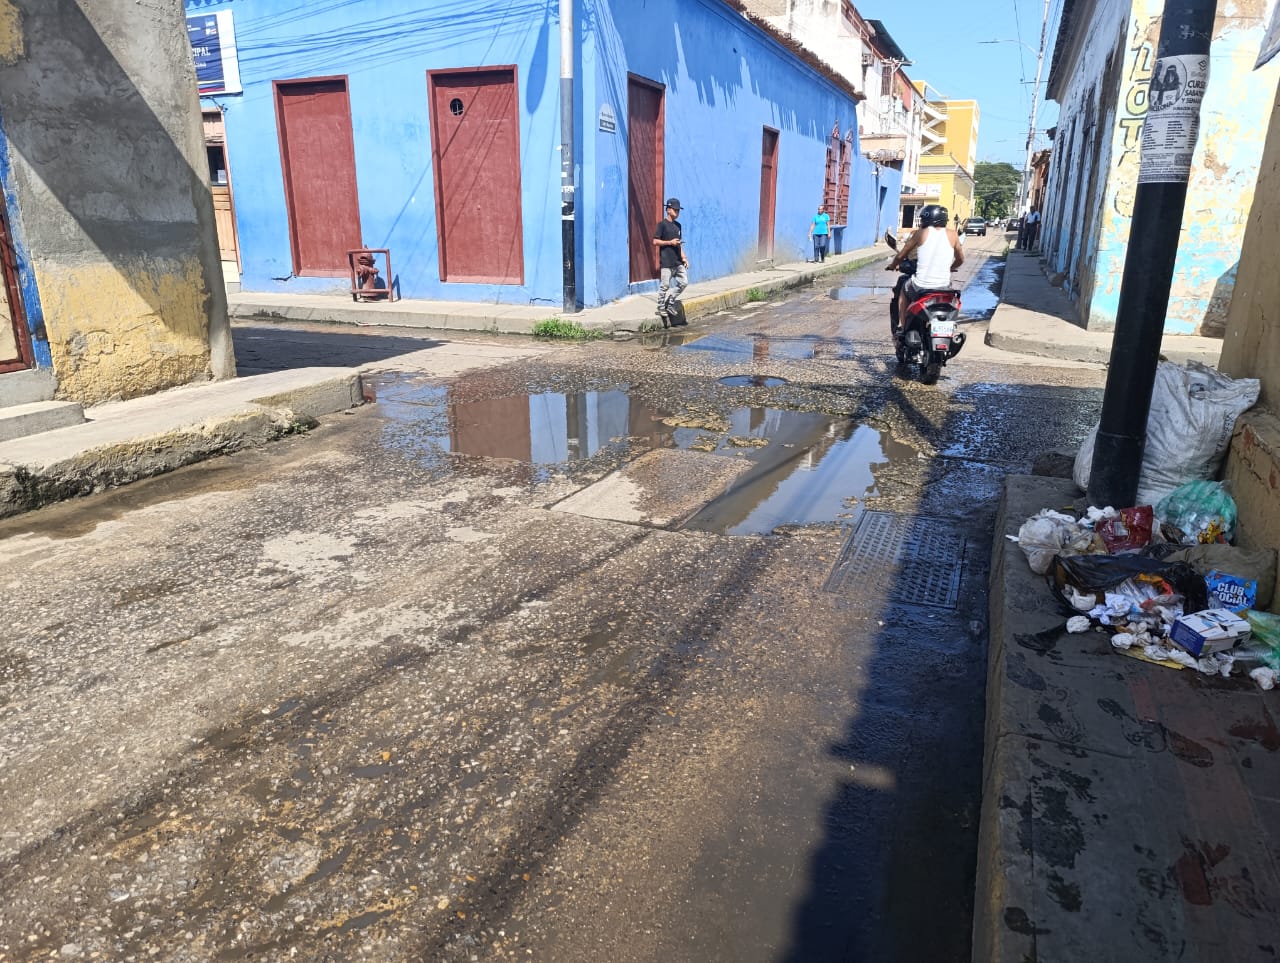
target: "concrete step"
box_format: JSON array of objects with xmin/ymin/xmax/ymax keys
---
[{"xmin": 0, "ymin": 400, "xmax": 86, "ymax": 443}]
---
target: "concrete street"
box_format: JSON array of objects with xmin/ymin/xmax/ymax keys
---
[{"xmin": 0, "ymin": 236, "xmax": 1108, "ymax": 961}]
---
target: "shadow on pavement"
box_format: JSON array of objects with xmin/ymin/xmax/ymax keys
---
[{"xmin": 231, "ymin": 323, "xmax": 443, "ymax": 375}]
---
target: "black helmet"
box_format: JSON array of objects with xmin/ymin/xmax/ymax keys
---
[{"xmin": 920, "ymin": 204, "xmax": 949, "ymax": 228}]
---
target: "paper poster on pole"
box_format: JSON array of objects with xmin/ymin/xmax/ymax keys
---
[{"xmin": 1138, "ymin": 54, "xmax": 1208, "ymax": 185}]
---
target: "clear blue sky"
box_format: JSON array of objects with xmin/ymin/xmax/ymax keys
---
[{"xmin": 870, "ymin": 0, "xmax": 1063, "ymax": 169}]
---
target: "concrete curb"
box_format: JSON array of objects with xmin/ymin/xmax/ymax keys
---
[
  {"xmin": 0, "ymin": 371, "xmax": 363, "ymax": 519},
  {"xmin": 231, "ymin": 250, "xmax": 890, "ymax": 339}
]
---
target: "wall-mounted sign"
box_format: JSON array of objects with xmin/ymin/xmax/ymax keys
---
[
  {"xmin": 187, "ymin": 10, "xmax": 242, "ymax": 96},
  {"xmin": 598, "ymin": 104, "xmax": 617, "ymax": 133}
]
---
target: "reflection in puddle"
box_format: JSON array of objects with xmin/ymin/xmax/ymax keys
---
[
  {"xmin": 682, "ymin": 412, "xmax": 919, "ymax": 535},
  {"xmin": 830, "ymin": 285, "xmax": 890, "ymax": 300},
  {"xmin": 377, "ymin": 376, "xmax": 921, "ymax": 535},
  {"xmin": 961, "ymin": 259, "xmax": 1003, "ymax": 320},
  {"xmin": 676, "ymin": 333, "xmax": 854, "ymax": 362}
]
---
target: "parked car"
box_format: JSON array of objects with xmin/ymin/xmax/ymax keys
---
[{"xmin": 964, "ymin": 217, "xmax": 987, "ymax": 236}]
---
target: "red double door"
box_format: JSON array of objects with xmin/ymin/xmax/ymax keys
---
[{"xmin": 275, "ymin": 70, "xmax": 525, "ymax": 286}]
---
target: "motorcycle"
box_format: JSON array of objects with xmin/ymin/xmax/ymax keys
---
[{"xmin": 884, "ymin": 230, "xmax": 966, "ymax": 385}]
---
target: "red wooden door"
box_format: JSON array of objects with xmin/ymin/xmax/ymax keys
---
[
  {"xmin": 0, "ymin": 204, "xmax": 33, "ymax": 374},
  {"xmin": 275, "ymin": 79, "xmax": 362, "ymax": 276},
  {"xmin": 627, "ymin": 77, "xmax": 664, "ymax": 283},
  {"xmin": 429, "ymin": 68, "xmax": 524, "ymax": 284},
  {"xmin": 758, "ymin": 127, "xmax": 779, "ymax": 260}
]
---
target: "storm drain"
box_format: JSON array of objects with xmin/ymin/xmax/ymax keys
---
[{"xmin": 823, "ymin": 510, "xmax": 967, "ymax": 609}]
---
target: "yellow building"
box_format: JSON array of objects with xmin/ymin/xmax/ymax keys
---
[{"xmin": 900, "ymin": 90, "xmax": 979, "ymax": 230}]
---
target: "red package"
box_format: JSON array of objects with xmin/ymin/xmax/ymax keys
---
[{"xmin": 1096, "ymin": 506, "xmax": 1154, "ymax": 553}]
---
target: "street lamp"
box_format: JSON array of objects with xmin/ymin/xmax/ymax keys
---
[{"xmin": 980, "ymin": 6, "xmax": 1051, "ymax": 216}]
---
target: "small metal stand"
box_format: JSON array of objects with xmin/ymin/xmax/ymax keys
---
[{"xmin": 347, "ymin": 248, "xmax": 394, "ymax": 302}]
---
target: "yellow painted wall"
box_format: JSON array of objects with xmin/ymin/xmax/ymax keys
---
[
  {"xmin": 36, "ymin": 257, "xmax": 216, "ymax": 405},
  {"xmin": 941, "ymin": 100, "xmax": 980, "ymax": 172},
  {"xmin": 0, "ymin": 0, "xmax": 22, "ymax": 66},
  {"xmin": 917, "ymin": 159, "xmax": 975, "ymax": 224}
]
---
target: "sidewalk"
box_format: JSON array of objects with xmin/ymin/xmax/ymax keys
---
[
  {"xmin": 977, "ymin": 475, "xmax": 1280, "ymax": 962},
  {"xmin": 986, "ymin": 249, "xmax": 1224, "ymax": 367},
  {"xmin": 228, "ymin": 245, "xmax": 885, "ymax": 334}
]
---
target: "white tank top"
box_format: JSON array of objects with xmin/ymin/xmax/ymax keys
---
[{"xmin": 914, "ymin": 227, "xmax": 954, "ymax": 288}]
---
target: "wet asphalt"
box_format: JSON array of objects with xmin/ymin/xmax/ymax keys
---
[{"xmin": 0, "ymin": 237, "xmax": 1107, "ymax": 962}]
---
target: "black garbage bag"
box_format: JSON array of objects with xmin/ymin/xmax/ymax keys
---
[{"xmin": 1048, "ymin": 554, "xmax": 1208, "ymax": 615}]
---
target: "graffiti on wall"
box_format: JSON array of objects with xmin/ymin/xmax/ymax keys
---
[{"xmin": 1114, "ymin": 35, "xmax": 1155, "ymax": 217}]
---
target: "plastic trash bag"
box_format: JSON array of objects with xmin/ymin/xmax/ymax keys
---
[
  {"xmin": 1155, "ymin": 480, "xmax": 1237, "ymax": 545},
  {"xmin": 1048, "ymin": 554, "xmax": 1208, "ymax": 617},
  {"xmin": 1016, "ymin": 509, "xmax": 1098, "ymax": 575},
  {"xmin": 1074, "ymin": 361, "xmax": 1259, "ymax": 505},
  {"xmin": 1096, "ymin": 505, "xmax": 1154, "ymax": 553}
]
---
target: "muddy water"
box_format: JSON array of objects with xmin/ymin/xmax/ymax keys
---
[
  {"xmin": 375, "ymin": 378, "xmax": 920, "ymax": 535},
  {"xmin": 677, "ymin": 333, "xmax": 856, "ymax": 363}
]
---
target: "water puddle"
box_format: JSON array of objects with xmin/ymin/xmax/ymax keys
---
[
  {"xmin": 961, "ymin": 259, "xmax": 1004, "ymax": 320},
  {"xmin": 676, "ymin": 333, "xmax": 855, "ymax": 362},
  {"xmin": 830, "ymin": 285, "xmax": 892, "ymax": 300},
  {"xmin": 720, "ymin": 375, "xmax": 788, "ymax": 388},
  {"xmin": 378, "ymin": 378, "xmax": 922, "ymax": 534},
  {"xmin": 681, "ymin": 413, "xmax": 920, "ymax": 535}
]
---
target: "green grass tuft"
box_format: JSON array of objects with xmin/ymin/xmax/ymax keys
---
[
  {"xmin": 531, "ymin": 318, "xmax": 606, "ymax": 340},
  {"xmin": 745, "ymin": 287, "xmax": 767, "ymax": 302}
]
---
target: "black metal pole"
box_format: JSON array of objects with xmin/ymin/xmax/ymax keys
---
[{"xmin": 1087, "ymin": 0, "xmax": 1216, "ymax": 508}]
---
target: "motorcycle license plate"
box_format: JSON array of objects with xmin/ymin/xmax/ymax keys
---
[{"xmin": 931, "ymin": 319, "xmax": 957, "ymax": 337}]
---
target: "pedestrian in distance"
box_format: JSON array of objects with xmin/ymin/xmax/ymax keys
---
[
  {"xmin": 1024, "ymin": 207, "xmax": 1042, "ymax": 251},
  {"xmin": 809, "ymin": 204, "xmax": 831, "ymax": 262},
  {"xmin": 653, "ymin": 197, "xmax": 689, "ymax": 328}
]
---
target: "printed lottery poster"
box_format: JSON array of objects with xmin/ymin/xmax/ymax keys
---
[{"xmin": 1138, "ymin": 55, "xmax": 1209, "ymax": 185}]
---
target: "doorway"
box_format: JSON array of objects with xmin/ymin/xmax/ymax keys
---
[
  {"xmin": 429, "ymin": 67, "xmax": 524, "ymax": 284},
  {"xmin": 203, "ymin": 109, "xmax": 240, "ymax": 288},
  {"xmin": 275, "ymin": 78, "xmax": 362, "ymax": 277},
  {"xmin": 627, "ymin": 76, "xmax": 665, "ymax": 283},
  {"xmin": 0, "ymin": 203, "xmax": 34, "ymax": 374},
  {"xmin": 758, "ymin": 127, "xmax": 779, "ymax": 261}
]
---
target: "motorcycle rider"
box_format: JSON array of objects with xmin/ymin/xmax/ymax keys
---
[{"xmin": 886, "ymin": 204, "xmax": 964, "ymax": 341}]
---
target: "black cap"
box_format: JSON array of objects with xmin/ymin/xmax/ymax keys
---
[{"xmin": 665, "ymin": 197, "xmax": 681, "ymax": 211}]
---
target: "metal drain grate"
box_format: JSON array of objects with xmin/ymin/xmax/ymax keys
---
[{"xmin": 824, "ymin": 510, "xmax": 967, "ymax": 609}]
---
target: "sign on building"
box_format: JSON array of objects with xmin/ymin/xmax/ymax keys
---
[{"xmin": 187, "ymin": 11, "xmax": 242, "ymax": 96}]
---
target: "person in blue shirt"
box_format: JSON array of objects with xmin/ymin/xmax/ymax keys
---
[{"xmin": 809, "ymin": 205, "xmax": 831, "ymax": 262}]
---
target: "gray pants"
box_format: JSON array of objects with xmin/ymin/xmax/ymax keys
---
[{"xmin": 658, "ymin": 264, "xmax": 688, "ymax": 314}]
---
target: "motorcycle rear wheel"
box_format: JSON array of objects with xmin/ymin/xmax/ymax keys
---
[{"xmin": 921, "ymin": 352, "xmax": 944, "ymax": 385}]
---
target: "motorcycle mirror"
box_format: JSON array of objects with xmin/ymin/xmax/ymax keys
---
[{"xmin": 884, "ymin": 230, "xmax": 898, "ymax": 251}]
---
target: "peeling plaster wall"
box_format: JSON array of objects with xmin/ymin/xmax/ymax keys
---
[
  {"xmin": 0, "ymin": 0, "xmax": 233, "ymax": 405},
  {"xmin": 1219, "ymin": 81, "xmax": 1280, "ymax": 556},
  {"xmin": 1042, "ymin": 0, "xmax": 1279, "ymax": 334},
  {"xmin": 1040, "ymin": 0, "xmax": 1128, "ymax": 315}
]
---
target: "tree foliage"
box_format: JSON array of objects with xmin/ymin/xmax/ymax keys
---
[{"xmin": 973, "ymin": 161, "xmax": 1021, "ymax": 218}]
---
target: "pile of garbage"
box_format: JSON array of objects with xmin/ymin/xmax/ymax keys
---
[{"xmin": 1015, "ymin": 361, "xmax": 1279, "ymax": 689}]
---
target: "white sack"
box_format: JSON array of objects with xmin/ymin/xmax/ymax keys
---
[{"xmin": 1074, "ymin": 361, "xmax": 1259, "ymax": 505}]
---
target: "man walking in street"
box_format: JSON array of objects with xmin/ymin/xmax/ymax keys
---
[{"xmin": 653, "ymin": 197, "xmax": 689, "ymax": 327}]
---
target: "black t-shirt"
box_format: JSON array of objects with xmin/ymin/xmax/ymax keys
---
[{"xmin": 654, "ymin": 218, "xmax": 683, "ymax": 269}]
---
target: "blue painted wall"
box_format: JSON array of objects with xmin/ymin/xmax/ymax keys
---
[
  {"xmin": 190, "ymin": 0, "xmax": 879, "ymax": 308},
  {"xmin": 0, "ymin": 112, "xmax": 52, "ymax": 369},
  {"xmin": 582, "ymin": 0, "xmax": 871, "ymax": 304}
]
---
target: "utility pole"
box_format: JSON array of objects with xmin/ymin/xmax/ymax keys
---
[
  {"xmin": 1087, "ymin": 0, "xmax": 1215, "ymax": 508},
  {"xmin": 559, "ymin": 0, "xmax": 580, "ymax": 313},
  {"xmin": 1020, "ymin": 0, "xmax": 1051, "ymax": 215}
]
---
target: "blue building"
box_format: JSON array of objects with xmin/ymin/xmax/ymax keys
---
[{"xmin": 185, "ymin": 0, "xmax": 898, "ymax": 308}]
